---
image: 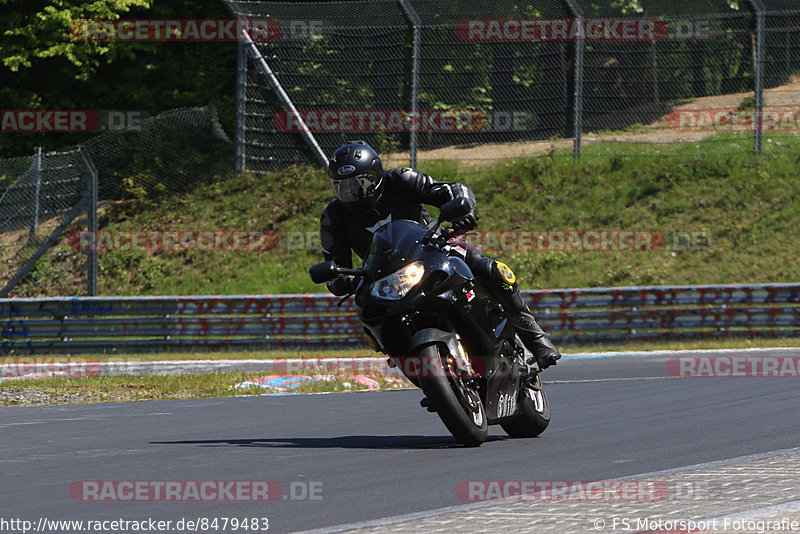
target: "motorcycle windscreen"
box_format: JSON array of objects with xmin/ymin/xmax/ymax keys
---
[{"xmin": 363, "ymin": 219, "xmax": 430, "ymax": 278}]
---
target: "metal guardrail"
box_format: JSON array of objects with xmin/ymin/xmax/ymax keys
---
[{"xmin": 1, "ymin": 283, "xmax": 799, "ymax": 355}]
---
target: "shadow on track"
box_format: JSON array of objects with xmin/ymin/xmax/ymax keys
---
[{"xmin": 151, "ymin": 434, "xmax": 510, "ymax": 449}]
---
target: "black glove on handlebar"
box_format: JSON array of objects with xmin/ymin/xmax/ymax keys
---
[
  {"xmin": 326, "ymin": 274, "xmax": 358, "ymax": 296},
  {"xmin": 450, "ymin": 212, "xmax": 479, "ymax": 231}
]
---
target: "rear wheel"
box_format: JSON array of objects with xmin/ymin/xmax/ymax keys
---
[
  {"xmin": 500, "ymin": 374, "xmax": 550, "ymax": 438},
  {"xmin": 415, "ymin": 344, "xmax": 488, "ymax": 447}
]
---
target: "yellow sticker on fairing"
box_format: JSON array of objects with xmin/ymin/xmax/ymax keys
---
[{"xmin": 496, "ymin": 262, "xmax": 516, "ymax": 285}]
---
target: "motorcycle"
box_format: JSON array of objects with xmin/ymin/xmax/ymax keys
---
[{"xmin": 309, "ymin": 198, "xmax": 550, "ymax": 446}]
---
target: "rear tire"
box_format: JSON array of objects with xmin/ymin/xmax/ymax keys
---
[
  {"xmin": 500, "ymin": 374, "xmax": 550, "ymax": 438},
  {"xmin": 415, "ymin": 344, "xmax": 488, "ymax": 447}
]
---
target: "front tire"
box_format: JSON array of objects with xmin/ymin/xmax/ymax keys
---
[
  {"xmin": 414, "ymin": 344, "xmax": 488, "ymax": 447},
  {"xmin": 500, "ymin": 374, "xmax": 550, "ymax": 438}
]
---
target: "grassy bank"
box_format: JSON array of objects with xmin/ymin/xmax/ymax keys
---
[{"xmin": 10, "ymin": 132, "xmax": 800, "ymax": 296}]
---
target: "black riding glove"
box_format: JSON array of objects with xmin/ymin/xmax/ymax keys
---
[
  {"xmin": 450, "ymin": 211, "xmax": 479, "ymax": 231},
  {"xmin": 326, "ymin": 274, "xmax": 358, "ymax": 296}
]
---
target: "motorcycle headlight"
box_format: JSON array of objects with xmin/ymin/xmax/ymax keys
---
[{"xmin": 369, "ymin": 261, "xmax": 425, "ymax": 300}]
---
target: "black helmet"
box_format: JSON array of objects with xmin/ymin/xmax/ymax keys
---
[{"xmin": 327, "ymin": 140, "xmax": 384, "ymax": 213}]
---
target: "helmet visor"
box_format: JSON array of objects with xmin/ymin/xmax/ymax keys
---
[{"xmin": 331, "ymin": 175, "xmax": 374, "ymax": 203}]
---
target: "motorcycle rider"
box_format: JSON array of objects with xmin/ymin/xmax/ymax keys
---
[{"xmin": 319, "ymin": 140, "xmax": 561, "ymax": 370}]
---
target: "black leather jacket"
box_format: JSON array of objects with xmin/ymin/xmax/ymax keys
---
[{"xmin": 320, "ymin": 167, "xmax": 476, "ymax": 291}]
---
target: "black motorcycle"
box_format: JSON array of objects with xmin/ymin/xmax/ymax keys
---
[{"xmin": 309, "ymin": 198, "xmax": 550, "ymax": 446}]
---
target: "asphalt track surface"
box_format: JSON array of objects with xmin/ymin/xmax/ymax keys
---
[{"xmin": 2, "ymin": 349, "xmax": 799, "ymax": 534}]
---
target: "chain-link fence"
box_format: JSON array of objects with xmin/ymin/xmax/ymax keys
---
[
  {"xmin": 227, "ymin": 0, "xmax": 800, "ymax": 171},
  {"xmin": 0, "ymin": 147, "xmax": 94, "ymax": 297},
  {"xmin": 0, "ymin": 106, "xmax": 233, "ymax": 297},
  {"xmin": 0, "ymin": 148, "xmax": 85, "ymax": 236}
]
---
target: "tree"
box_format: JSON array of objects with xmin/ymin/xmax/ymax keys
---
[
  {"xmin": 1, "ymin": 0, "xmax": 151, "ymax": 78},
  {"xmin": 0, "ymin": 0, "xmax": 235, "ymax": 158}
]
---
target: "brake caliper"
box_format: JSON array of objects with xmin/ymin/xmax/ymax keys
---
[{"xmin": 453, "ymin": 336, "xmax": 480, "ymax": 385}]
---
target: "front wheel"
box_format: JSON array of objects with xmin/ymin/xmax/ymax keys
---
[
  {"xmin": 414, "ymin": 344, "xmax": 488, "ymax": 447},
  {"xmin": 500, "ymin": 374, "xmax": 550, "ymax": 438}
]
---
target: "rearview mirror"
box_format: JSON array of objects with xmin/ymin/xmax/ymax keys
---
[{"xmin": 309, "ymin": 261, "xmax": 339, "ymax": 284}]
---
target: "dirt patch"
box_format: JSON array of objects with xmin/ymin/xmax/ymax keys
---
[
  {"xmin": 1, "ymin": 215, "xmax": 68, "ymax": 261},
  {"xmin": 384, "ymin": 76, "xmax": 800, "ymax": 167},
  {"xmin": 0, "ymin": 201, "xmax": 115, "ymax": 293}
]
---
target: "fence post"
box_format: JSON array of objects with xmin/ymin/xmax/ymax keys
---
[
  {"xmin": 749, "ymin": 0, "xmax": 765, "ymax": 154},
  {"xmin": 235, "ymin": 38, "xmax": 247, "ymax": 173},
  {"xmin": 399, "ymin": 0, "xmax": 422, "ymax": 168},
  {"xmin": 79, "ymin": 146, "xmax": 98, "ymax": 296},
  {"xmin": 29, "ymin": 146, "xmax": 42, "ymax": 240},
  {"xmin": 562, "ymin": 0, "xmax": 584, "ymax": 162},
  {"xmin": 651, "ymin": 40, "xmax": 659, "ymax": 104}
]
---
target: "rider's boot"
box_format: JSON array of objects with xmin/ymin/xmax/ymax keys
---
[{"xmin": 513, "ymin": 310, "xmax": 561, "ymax": 370}]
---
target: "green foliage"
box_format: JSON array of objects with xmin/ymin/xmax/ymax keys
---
[
  {"xmin": 374, "ymin": 130, "xmax": 400, "ymax": 155},
  {"xmin": 1, "ymin": 0, "xmax": 151, "ymax": 75},
  {"xmin": 737, "ymin": 95, "xmax": 755, "ymax": 111},
  {"xmin": 0, "ymin": 0, "xmax": 236, "ymax": 158},
  {"xmin": 121, "ymin": 171, "xmax": 167, "ymax": 202}
]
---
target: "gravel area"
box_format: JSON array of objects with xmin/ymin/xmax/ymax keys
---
[{"xmin": 0, "ymin": 388, "xmax": 105, "ymax": 407}]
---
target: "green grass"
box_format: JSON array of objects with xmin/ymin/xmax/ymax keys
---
[
  {"xmin": 9, "ymin": 130, "xmax": 800, "ymax": 296},
  {"xmin": 0, "ymin": 370, "xmax": 408, "ymax": 406}
]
